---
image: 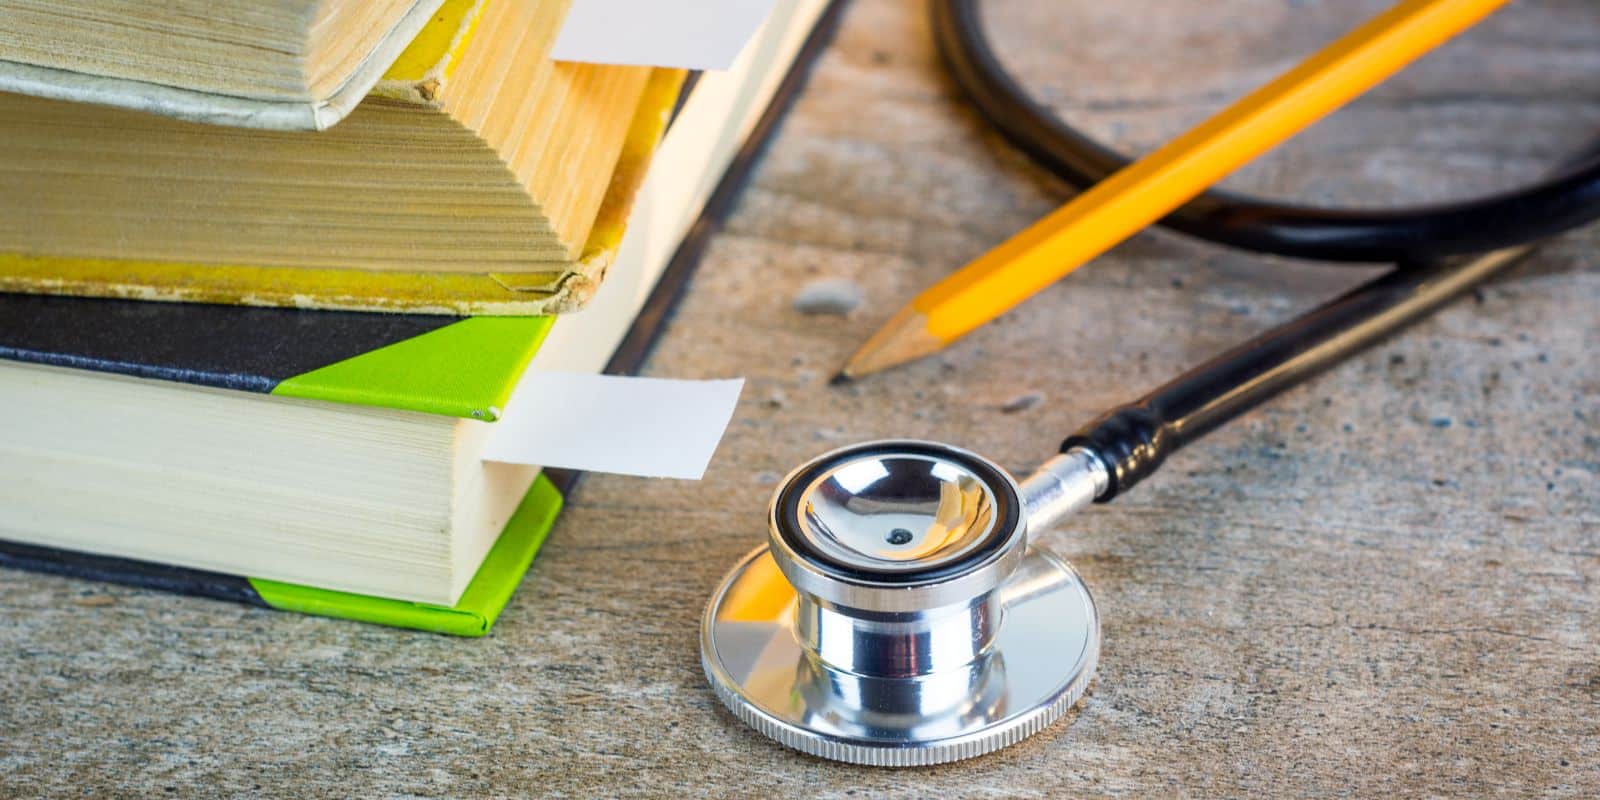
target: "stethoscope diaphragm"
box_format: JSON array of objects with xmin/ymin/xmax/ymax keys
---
[{"xmin": 700, "ymin": 441, "xmax": 1101, "ymax": 766}]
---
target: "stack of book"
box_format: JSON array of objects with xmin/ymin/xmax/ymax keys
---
[{"xmin": 0, "ymin": 0, "xmax": 839, "ymax": 635}]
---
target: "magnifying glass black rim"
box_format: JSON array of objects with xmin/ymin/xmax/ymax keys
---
[{"xmin": 772, "ymin": 441, "xmax": 1021, "ymax": 585}]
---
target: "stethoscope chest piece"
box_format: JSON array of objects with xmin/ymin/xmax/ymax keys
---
[{"xmin": 700, "ymin": 440, "xmax": 1099, "ymax": 766}]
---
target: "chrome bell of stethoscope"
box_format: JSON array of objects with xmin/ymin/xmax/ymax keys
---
[{"xmin": 701, "ymin": 439, "xmax": 1109, "ymax": 766}]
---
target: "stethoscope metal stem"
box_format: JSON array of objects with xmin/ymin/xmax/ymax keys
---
[{"xmin": 1016, "ymin": 446, "xmax": 1108, "ymax": 533}]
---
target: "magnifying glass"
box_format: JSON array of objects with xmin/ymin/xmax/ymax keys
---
[{"xmin": 701, "ymin": 244, "xmax": 1538, "ymax": 765}]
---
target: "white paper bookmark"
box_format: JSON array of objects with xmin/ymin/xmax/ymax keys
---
[
  {"xmin": 483, "ymin": 373, "xmax": 744, "ymax": 479},
  {"xmin": 551, "ymin": 0, "xmax": 781, "ymax": 71}
]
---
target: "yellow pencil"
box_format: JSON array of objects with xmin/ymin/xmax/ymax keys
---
[{"xmin": 839, "ymin": 0, "xmax": 1509, "ymax": 380}]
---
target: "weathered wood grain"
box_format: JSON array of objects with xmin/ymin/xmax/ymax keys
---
[{"xmin": 2, "ymin": 1, "xmax": 1596, "ymax": 796}]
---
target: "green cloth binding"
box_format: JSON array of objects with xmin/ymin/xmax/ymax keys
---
[
  {"xmin": 248, "ymin": 474, "xmax": 564, "ymax": 637},
  {"xmin": 271, "ymin": 316, "xmax": 555, "ymax": 421}
]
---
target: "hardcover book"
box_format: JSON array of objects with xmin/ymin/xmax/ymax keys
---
[
  {"xmin": 0, "ymin": 0, "xmax": 446, "ymax": 130},
  {"xmin": 0, "ymin": 0, "xmax": 671, "ymax": 316},
  {"xmin": 0, "ymin": 0, "xmax": 843, "ymax": 636}
]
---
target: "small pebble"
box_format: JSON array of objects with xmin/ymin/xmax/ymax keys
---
[
  {"xmin": 1000, "ymin": 391, "xmax": 1044, "ymax": 414},
  {"xmin": 792, "ymin": 278, "xmax": 863, "ymax": 315},
  {"xmin": 1429, "ymin": 417, "xmax": 1453, "ymax": 429}
]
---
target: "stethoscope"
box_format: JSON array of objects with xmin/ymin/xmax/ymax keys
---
[{"xmin": 700, "ymin": 0, "xmax": 1600, "ymax": 766}]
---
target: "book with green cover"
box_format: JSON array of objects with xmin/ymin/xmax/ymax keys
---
[
  {"xmin": 0, "ymin": 0, "xmax": 845, "ymax": 636},
  {"xmin": 0, "ymin": 296, "xmax": 561, "ymax": 636}
]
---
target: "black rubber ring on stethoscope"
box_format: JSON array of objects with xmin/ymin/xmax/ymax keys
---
[{"xmin": 772, "ymin": 441, "xmax": 1021, "ymax": 585}]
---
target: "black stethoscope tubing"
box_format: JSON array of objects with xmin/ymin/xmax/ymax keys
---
[
  {"xmin": 929, "ymin": 0, "xmax": 1600, "ymax": 500},
  {"xmin": 931, "ymin": 0, "xmax": 1600, "ymax": 264}
]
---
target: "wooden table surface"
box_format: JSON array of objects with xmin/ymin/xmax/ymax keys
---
[{"xmin": 3, "ymin": 0, "xmax": 1597, "ymax": 796}]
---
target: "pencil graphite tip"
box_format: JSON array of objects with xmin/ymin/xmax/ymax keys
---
[
  {"xmin": 839, "ymin": 307, "xmax": 946, "ymax": 380},
  {"xmin": 829, "ymin": 371, "xmax": 853, "ymax": 386}
]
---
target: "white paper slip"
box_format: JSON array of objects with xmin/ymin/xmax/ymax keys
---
[
  {"xmin": 551, "ymin": 0, "xmax": 781, "ymax": 71},
  {"xmin": 484, "ymin": 373, "xmax": 744, "ymax": 479}
]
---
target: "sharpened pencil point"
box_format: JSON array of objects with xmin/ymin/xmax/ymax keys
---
[
  {"xmin": 829, "ymin": 372, "xmax": 853, "ymax": 386},
  {"xmin": 840, "ymin": 306, "xmax": 947, "ymax": 379}
]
